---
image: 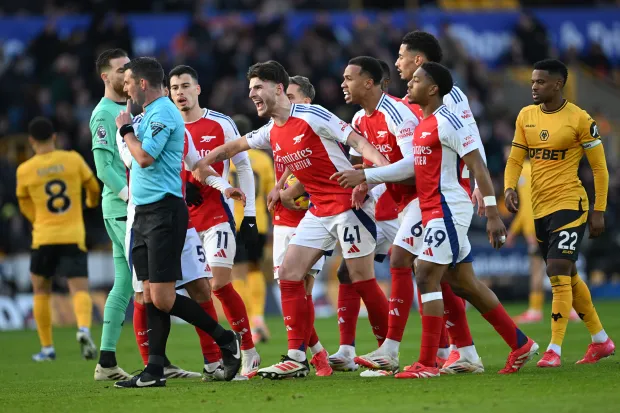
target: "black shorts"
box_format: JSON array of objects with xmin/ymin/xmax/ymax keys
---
[
  {"xmin": 132, "ymin": 195, "xmax": 188, "ymax": 283},
  {"xmin": 534, "ymin": 209, "xmax": 587, "ymax": 262},
  {"xmin": 234, "ymin": 234, "xmax": 267, "ymax": 264},
  {"xmin": 30, "ymin": 244, "xmax": 87, "ymax": 278}
]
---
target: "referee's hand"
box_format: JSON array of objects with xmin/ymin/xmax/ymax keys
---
[
  {"xmin": 185, "ymin": 182, "xmax": 203, "ymax": 207},
  {"xmin": 238, "ymin": 216, "xmax": 259, "ymax": 246}
]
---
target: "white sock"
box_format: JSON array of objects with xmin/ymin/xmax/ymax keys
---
[
  {"xmin": 449, "ymin": 344, "xmax": 457, "ymax": 352},
  {"xmin": 592, "ymin": 329, "xmax": 608, "ymax": 343},
  {"xmin": 242, "ymin": 347, "xmax": 257, "ymax": 355},
  {"xmin": 204, "ymin": 361, "xmax": 220, "ymax": 373},
  {"xmin": 288, "ymin": 349, "xmax": 306, "ymax": 362},
  {"xmin": 458, "ymin": 345, "xmax": 480, "ymax": 361},
  {"xmin": 42, "ymin": 346, "xmax": 55, "ymax": 354},
  {"xmin": 338, "ymin": 344, "xmax": 356, "ymax": 357},
  {"xmin": 79, "ymin": 327, "xmax": 90, "ymax": 335},
  {"xmin": 547, "ymin": 343, "xmax": 561, "ymax": 356},
  {"xmin": 382, "ymin": 338, "xmax": 400, "ymax": 356},
  {"xmin": 310, "ymin": 342, "xmax": 324, "ymax": 356},
  {"xmin": 437, "ymin": 347, "xmax": 450, "ymax": 359}
]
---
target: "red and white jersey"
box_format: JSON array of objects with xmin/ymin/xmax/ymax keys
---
[
  {"xmin": 185, "ymin": 109, "xmax": 241, "ymax": 232},
  {"xmin": 273, "ymin": 160, "xmax": 307, "ymax": 227},
  {"xmin": 413, "ymin": 105, "xmax": 481, "ymax": 227},
  {"xmin": 400, "ymin": 94, "xmax": 424, "ymax": 122},
  {"xmin": 247, "ymin": 104, "xmax": 354, "ymax": 217},
  {"xmin": 350, "ymin": 93, "xmax": 419, "ymax": 215}
]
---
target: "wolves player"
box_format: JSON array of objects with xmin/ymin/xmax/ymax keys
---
[
  {"xmin": 17, "ymin": 117, "xmax": 100, "ymax": 362},
  {"xmin": 193, "ymin": 60, "xmax": 390, "ymax": 379},
  {"xmin": 168, "ymin": 65, "xmax": 260, "ymax": 378},
  {"xmin": 339, "ymin": 56, "xmax": 420, "ymax": 376},
  {"xmin": 505, "ymin": 59, "xmax": 614, "ymax": 366},
  {"xmin": 266, "ymin": 75, "xmax": 332, "ymax": 376}
]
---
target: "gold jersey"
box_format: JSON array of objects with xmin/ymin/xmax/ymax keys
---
[
  {"xmin": 505, "ymin": 101, "xmax": 608, "ymax": 219},
  {"xmin": 16, "ymin": 150, "xmax": 100, "ymax": 250},
  {"xmin": 229, "ymin": 149, "xmax": 275, "ymax": 234}
]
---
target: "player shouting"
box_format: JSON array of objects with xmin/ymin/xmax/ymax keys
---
[
  {"xmin": 193, "ymin": 60, "xmax": 390, "ymax": 379},
  {"xmin": 338, "ymin": 56, "xmax": 419, "ymax": 376}
]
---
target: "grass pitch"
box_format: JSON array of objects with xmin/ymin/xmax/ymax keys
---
[{"xmin": 2, "ymin": 302, "xmax": 619, "ymax": 413}]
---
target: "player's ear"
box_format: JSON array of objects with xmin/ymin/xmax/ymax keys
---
[
  {"xmin": 196, "ymin": 84, "xmax": 201, "ymax": 96},
  {"xmin": 100, "ymin": 72, "xmax": 108, "ymax": 83}
]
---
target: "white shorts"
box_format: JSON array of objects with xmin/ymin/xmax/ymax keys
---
[
  {"xmin": 199, "ymin": 222, "xmax": 236, "ymax": 269},
  {"xmin": 417, "ymin": 218, "xmax": 472, "ymax": 266},
  {"xmin": 129, "ymin": 226, "xmax": 211, "ymax": 293},
  {"xmin": 375, "ymin": 219, "xmax": 398, "ymax": 262},
  {"xmin": 393, "ymin": 198, "xmax": 424, "ymax": 257},
  {"xmin": 290, "ymin": 199, "xmax": 377, "ymax": 260},
  {"xmin": 273, "ymin": 225, "xmax": 325, "ymax": 280}
]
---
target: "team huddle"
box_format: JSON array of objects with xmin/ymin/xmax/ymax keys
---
[{"xmin": 16, "ymin": 31, "xmax": 615, "ymax": 388}]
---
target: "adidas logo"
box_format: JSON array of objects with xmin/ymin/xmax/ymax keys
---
[
  {"xmin": 239, "ymin": 328, "xmax": 249, "ymax": 335},
  {"xmin": 205, "ymin": 264, "xmax": 211, "ymax": 272},
  {"xmin": 285, "ymin": 325, "xmax": 293, "ymax": 331},
  {"xmin": 338, "ymin": 317, "xmax": 345, "ymax": 324},
  {"xmin": 423, "ymin": 247, "xmax": 433, "ymax": 256},
  {"xmin": 445, "ymin": 320, "xmax": 455, "ymax": 328},
  {"xmin": 214, "ymin": 249, "xmax": 227, "ymax": 258},
  {"xmin": 402, "ymin": 237, "xmax": 414, "ymax": 247},
  {"xmin": 389, "ymin": 308, "xmax": 400, "ymax": 316},
  {"xmin": 274, "ymin": 143, "xmax": 282, "ymax": 152},
  {"xmin": 347, "ymin": 244, "xmax": 360, "ymax": 254}
]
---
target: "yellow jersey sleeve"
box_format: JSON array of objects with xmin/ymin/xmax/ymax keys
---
[
  {"xmin": 504, "ymin": 110, "xmax": 528, "ymax": 192},
  {"xmin": 16, "ymin": 165, "xmax": 35, "ymax": 222},
  {"xmin": 578, "ymin": 111, "xmax": 609, "ymax": 212},
  {"xmin": 75, "ymin": 152, "xmax": 101, "ymax": 208}
]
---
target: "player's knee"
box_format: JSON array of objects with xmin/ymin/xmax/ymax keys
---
[
  {"xmin": 546, "ymin": 259, "xmax": 573, "ymax": 277},
  {"xmin": 151, "ymin": 292, "xmax": 175, "ymax": 313},
  {"xmin": 278, "ymin": 262, "xmax": 304, "ymax": 281},
  {"xmin": 211, "ymin": 267, "xmax": 232, "ymax": 290},
  {"xmin": 337, "ymin": 261, "xmax": 352, "ymax": 284},
  {"xmin": 186, "ymin": 279, "xmax": 212, "ymax": 303},
  {"xmin": 390, "ymin": 246, "xmax": 414, "ymax": 269}
]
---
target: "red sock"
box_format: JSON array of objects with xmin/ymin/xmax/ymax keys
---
[
  {"xmin": 353, "ymin": 278, "xmax": 388, "ymax": 346},
  {"xmin": 482, "ymin": 304, "xmax": 529, "ymax": 351},
  {"xmin": 387, "ymin": 268, "xmax": 414, "ymax": 342},
  {"xmin": 279, "ymin": 280, "xmax": 308, "ymax": 351},
  {"xmin": 337, "ymin": 283, "xmax": 360, "ymax": 346},
  {"xmin": 133, "ymin": 300, "xmax": 149, "ymax": 366},
  {"xmin": 441, "ymin": 282, "xmax": 473, "ymax": 348},
  {"xmin": 419, "ymin": 315, "xmax": 444, "ymax": 367},
  {"xmin": 214, "ymin": 282, "xmax": 254, "ymax": 350},
  {"xmin": 306, "ymin": 295, "xmax": 319, "ymax": 348},
  {"xmin": 196, "ymin": 300, "xmax": 221, "ymax": 363}
]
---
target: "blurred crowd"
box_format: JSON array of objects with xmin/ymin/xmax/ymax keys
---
[{"xmin": 1, "ymin": 5, "xmax": 619, "ymax": 279}]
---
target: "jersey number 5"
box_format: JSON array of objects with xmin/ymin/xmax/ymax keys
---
[{"xmin": 45, "ymin": 179, "xmax": 71, "ymax": 213}]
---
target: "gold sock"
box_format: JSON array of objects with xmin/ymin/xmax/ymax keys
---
[
  {"xmin": 71, "ymin": 291, "xmax": 92, "ymax": 329},
  {"xmin": 232, "ymin": 279, "xmax": 248, "ymax": 304},
  {"xmin": 246, "ymin": 271, "xmax": 266, "ymax": 319},
  {"xmin": 549, "ymin": 275, "xmax": 572, "ymax": 347},
  {"xmin": 529, "ymin": 291, "xmax": 544, "ymax": 312},
  {"xmin": 33, "ymin": 294, "xmax": 53, "ymax": 347},
  {"xmin": 571, "ymin": 274, "xmax": 604, "ymax": 337}
]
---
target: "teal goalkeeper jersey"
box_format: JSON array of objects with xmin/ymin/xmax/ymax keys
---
[{"xmin": 90, "ymin": 97, "xmax": 129, "ymax": 219}]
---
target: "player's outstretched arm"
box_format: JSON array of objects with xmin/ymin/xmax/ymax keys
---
[
  {"xmin": 463, "ymin": 149, "xmax": 506, "ymax": 250},
  {"xmin": 346, "ymin": 131, "xmax": 389, "ymax": 167},
  {"xmin": 192, "ymin": 136, "xmax": 251, "ymax": 183},
  {"xmin": 585, "ymin": 142, "xmax": 609, "ymax": 238}
]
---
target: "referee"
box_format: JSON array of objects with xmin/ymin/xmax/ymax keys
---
[{"xmin": 112, "ymin": 57, "xmax": 240, "ymax": 388}]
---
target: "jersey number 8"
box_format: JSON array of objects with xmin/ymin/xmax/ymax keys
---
[{"xmin": 45, "ymin": 179, "xmax": 71, "ymax": 213}]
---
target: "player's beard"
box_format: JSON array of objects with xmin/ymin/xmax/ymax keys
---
[{"xmin": 114, "ymin": 83, "xmax": 129, "ymax": 99}]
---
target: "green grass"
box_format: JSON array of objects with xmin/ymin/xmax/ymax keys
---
[{"xmin": 2, "ymin": 302, "xmax": 619, "ymax": 413}]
